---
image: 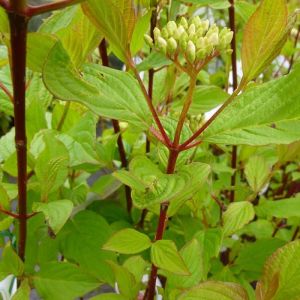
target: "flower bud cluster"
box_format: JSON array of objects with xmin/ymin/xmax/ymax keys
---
[{"xmin": 144, "ymin": 16, "xmax": 233, "ymax": 66}]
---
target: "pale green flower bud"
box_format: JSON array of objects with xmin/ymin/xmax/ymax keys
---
[
  {"xmin": 161, "ymin": 27, "xmax": 169, "ymax": 39},
  {"xmin": 188, "ymin": 23, "xmax": 196, "ymax": 35},
  {"xmin": 144, "ymin": 34, "xmax": 154, "ymax": 47},
  {"xmin": 157, "ymin": 36, "xmax": 167, "ymax": 54},
  {"xmin": 202, "ymin": 20, "xmax": 210, "ymax": 32},
  {"xmin": 196, "ymin": 49, "xmax": 206, "ymax": 60},
  {"xmin": 186, "ymin": 40, "xmax": 196, "ymax": 63},
  {"xmin": 223, "ymin": 31, "xmax": 233, "ymax": 45},
  {"xmin": 191, "ymin": 16, "xmax": 201, "ymax": 27},
  {"xmin": 208, "ymin": 32, "xmax": 219, "ymax": 46},
  {"xmin": 167, "ymin": 37, "xmax": 178, "ymax": 54},
  {"xmin": 196, "ymin": 37, "xmax": 205, "ymax": 49},
  {"xmin": 207, "ymin": 24, "xmax": 219, "ymax": 37},
  {"xmin": 167, "ymin": 21, "xmax": 177, "ymax": 35},
  {"xmin": 196, "ymin": 27, "xmax": 204, "ymax": 38},
  {"xmin": 173, "ymin": 25, "xmax": 185, "ymax": 40},
  {"xmin": 154, "ymin": 28, "xmax": 161, "ymax": 40},
  {"xmin": 180, "ymin": 17, "xmax": 189, "ymax": 29},
  {"xmin": 179, "ymin": 32, "xmax": 188, "ymax": 50}
]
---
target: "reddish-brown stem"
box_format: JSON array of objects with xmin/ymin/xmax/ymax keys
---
[
  {"xmin": 99, "ymin": 39, "xmax": 132, "ymax": 213},
  {"xmin": 144, "ymin": 150, "xmax": 179, "ymax": 300},
  {"xmin": 173, "ymin": 76, "xmax": 197, "ymax": 147},
  {"xmin": 128, "ymin": 60, "xmax": 172, "ymax": 148},
  {"xmin": 179, "ymin": 86, "xmax": 242, "ymax": 151},
  {"xmin": 0, "ymin": 0, "xmax": 10, "ymax": 10},
  {"xmin": 26, "ymin": 0, "xmax": 84, "ymax": 17},
  {"xmin": 8, "ymin": 10, "xmax": 28, "ymax": 262},
  {"xmin": 228, "ymin": 0, "xmax": 238, "ymax": 203},
  {"xmin": 0, "ymin": 207, "xmax": 20, "ymax": 219},
  {"xmin": 0, "ymin": 81, "xmax": 13, "ymax": 103}
]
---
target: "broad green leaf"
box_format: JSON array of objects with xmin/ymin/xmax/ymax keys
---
[
  {"xmin": 39, "ymin": 6, "xmax": 101, "ymax": 67},
  {"xmin": 0, "ymin": 7, "xmax": 9, "ymax": 34},
  {"xmin": 0, "ymin": 184, "xmax": 10, "ymax": 209},
  {"xmin": 123, "ymin": 256, "xmax": 148, "ymax": 283},
  {"xmin": 35, "ymin": 132, "xmax": 69, "ymax": 199},
  {"xmin": 0, "ymin": 243, "xmax": 24, "ymax": 280},
  {"xmin": 223, "ymin": 202, "xmax": 255, "ymax": 236},
  {"xmin": 27, "ymin": 33, "xmax": 57, "ymax": 72},
  {"xmin": 32, "ymin": 200, "xmax": 73, "ymax": 234},
  {"xmin": 235, "ymin": 1, "xmax": 257, "ymax": 23},
  {"xmin": 108, "ymin": 261, "xmax": 140, "ymax": 299},
  {"xmin": 178, "ymin": 281, "xmax": 249, "ymax": 300},
  {"xmin": 82, "ymin": 0, "xmax": 136, "ymax": 61},
  {"xmin": 114, "ymin": 156, "xmax": 210, "ymax": 214},
  {"xmin": 33, "ymin": 262, "xmax": 99, "ymax": 300},
  {"xmin": 0, "ymin": 128, "xmax": 15, "ymax": 162},
  {"xmin": 151, "ymin": 240, "xmax": 190, "ymax": 275},
  {"xmin": 103, "ymin": 228, "xmax": 152, "ymax": 254},
  {"xmin": 181, "ymin": 0, "xmax": 230, "ymax": 9},
  {"xmin": 256, "ymin": 197, "xmax": 300, "ymax": 218},
  {"xmin": 245, "ymin": 156, "xmax": 270, "ymax": 193},
  {"xmin": 233, "ymin": 239, "xmax": 285, "ymax": 281},
  {"xmin": 43, "ymin": 42, "xmax": 151, "ymax": 129},
  {"xmin": 256, "ymin": 240, "xmax": 300, "ymax": 300},
  {"xmin": 137, "ymin": 51, "xmax": 172, "ymax": 72},
  {"xmin": 0, "ymin": 216, "xmax": 14, "ymax": 231},
  {"xmin": 58, "ymin": 210, "xmax": 115, "ymax": 284},
  {"xmin": 167, "ymin": 239, "xmax": 205, "ymax": 289},
  {"xmin": 241, "ymin": 0, "xmax": 288, "ymax": 82},
  {"xmin": 12, "ymin": 279, "xmax": 30, "ymax": 300},
  {"xmin": 202, "ymin": 63, "xmax": 300, "ymax": 145},
  {"xmin": 131, "ymin": 10, "xmax": 152, "ymax": 55},
  {"xmin": 90, "ymin": 174, "xmax": 122, "ymax": 199}
]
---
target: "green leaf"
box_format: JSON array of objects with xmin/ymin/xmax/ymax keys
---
[
  {"xmin": 114, "ymin": 156, "xmax": 210, "ymax": 214},
  {"xmin": 202, "ymin": 63, "xmax": 300, "ymax": 145},
  {"xmin": 235, "ymin": 1, "xmax": 257, "ymax": 23},
  {"xmin": 12, "ymin": 279, "xmax": 30, "ymax": 300},
  {"xmin": 181, "ymin": 0, "xmax": 230, "ymax": 9},
  {"xmin": 167, "ymin": 239, "xmax": 206, "ymax": 289},
  {"xmin": 33, "ymin": 262, "xmax": 99, "ymax": 300},
  {"xmin": 0, "ymin": 184, "xmax": 10, "ymax": 209},
  {"xmin": 82, "ymin": 0, "xmax": 136, "ymax": 61},
  {"xmin": 58, "ymin": 210, "xmax": 115, "ymax": 284},
  {"xmin": 39, "ymin": 6, "xmax": 101, "ymax": 67},
  {"xmin": 35, "ymin": 132, "xmax": 69, "ymax": 199},
  {"xmin": 256, "ymin": 240, "xmax": 300, "ymax": 300},
  {"xmin": 103, "ymin": 228, "xmax": 152, "ymax": 254},
  {"xmin": 32, "ymin": 200, "xmax": 73, "ymax": 234},
  {"xmin": 108, "ymin": 261, "xmax": 140, "ymax": 299},
  {"xmin": 151, "ymin": 240, "xmax": 190, "ymax": 275},
  {"xmin": 0, "ymin": 243, "xmax": 24, "ymax": 280},
  {"xmin": 233, "ymin": 239, "xmax": 285, "ymax": 281},
  {"xmin": 241, "ymin": 0, "xmax": 288, "ymax": 82},
  {"xmin": 123, "ymin": 256, "xmax": 148, "ymax": 283},
  {"xmin": 245, "ymin": 156, "xmax": 270, "ymax": 193},
  {"xmin": 0, "ymin": 216, "xmax": 14, "ymax": 231},
  {"xmin": 43, "ymin": 42, "xmax": 151, "ymax": 129},
  {"xmin": 256, "ymin": 197, "xmax": 300, "ymax": 218},
  {"xmin": 223, "ymin": 202, "xmax": 255, "ymax": 236},
  {"xmin": 178, "ymin": 281, "xmax": 249, "ymax": 300}
]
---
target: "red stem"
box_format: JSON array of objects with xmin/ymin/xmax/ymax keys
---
[
  {"xmin": 0, "ymin": 207, "xmax": 20, "ymax": 219},
  {"xmin": 8, "ymin": 10, "xmax": 28, "ymax": 262},
  {"xmin": 99, "ymin": 39, "xmax": 132, "ymax": 213},
  {"xmin": 26, "ymin": 0, "xmax": 84, "ymax": 17},
  {"xmin": 288, "ymin": 25, "xmax": 300, "ymax": 74},
  {"xmin": 228, "ymin": 0, "xmax": 238, "ymax": 203}
]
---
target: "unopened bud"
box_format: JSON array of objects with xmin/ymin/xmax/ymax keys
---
[
  {"xmin": 191, "ymin": 16, "xmax": 201, "ymax": 27},
  {"xmin": 186, "ymin": 40, "xmax": 196, "ymax": 63},
  {"xmin": 144, "ymin": 34, "xmax": 153, "ymax": 47},
  {"xmin": 196, "ymin": 37, "xmax": 205, "ymax": 49},
  {"xmin": 167, "ymin": 37, "xmax": 178, "ymax": 54},
  {"xmin": 196, "ymin": 49, "xmax": 206, "ymax": 60},
  {"xmin": 174, "ymin": 25, "xmax": 185, "ymax": 40},
  {"xmin": 153, "ymin": 28, "xmax": 161, "ymax": 40},
  {"xmin": 180, "ymin": 17, "xmax": 189, "ymax": 29},
  {"xmin": 188, "ymin": 24, "xmax": 196, "ymax": 35},
  {"xmin": 179, "ymin": 37, "xmax": 188, "ymax": 51},
  {"xmin": 223, "ymin": 31, "xmax": 233, "ymax": 44},
  {"xmin": 157, "ymin": 37, "xmax": 167, "ymax": 54},
  {"xmin": 167, "ymin": 21, "xmax": 177, "ymax": 35},
  {"xmin": 202, "ymin": 20, "xmax": 210, "ymax": 31},
  {"xmin": 208, "ymin": 32, "xmax": 219, "ymax": 46}
]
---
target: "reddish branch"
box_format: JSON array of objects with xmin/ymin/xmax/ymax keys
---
[
  {"xmin": 0, "ymin": 81, "xmax": 13, "ymax": 103},
  {"xmin": 228, "ymin": 0, "xmax": 238, "ymax": 203},
  {"xmin": 8, "ymin": 11, "xmax": 28, "ymax": 262},
  {"xmin": 99, "ymin": 39, "xmax": 132, "ymax": 213}
]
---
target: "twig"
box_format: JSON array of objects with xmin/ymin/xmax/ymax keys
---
[
  {"xmin": 26, "ymin": 0, "xmax": 84, "ymax": 17},
  {"xmin": 0, "ymin": 81, "xmax": 13, "ymax": 103}
]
